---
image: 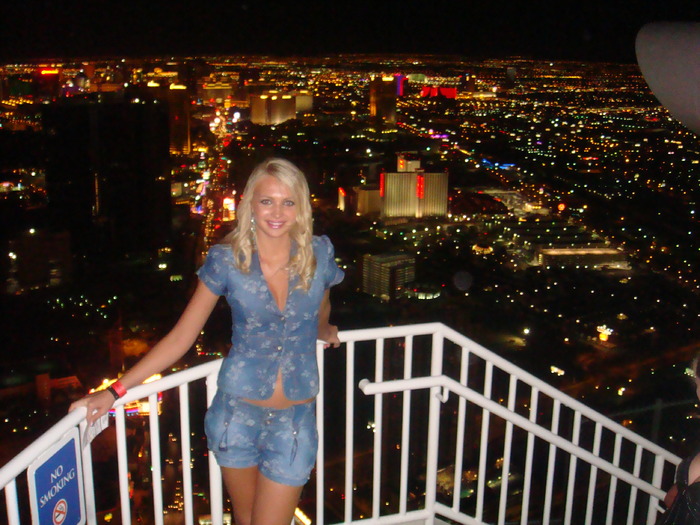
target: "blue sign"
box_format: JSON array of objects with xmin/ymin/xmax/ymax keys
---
[{"xmin": 28, "ymin": 428, "xmax": 85, "ymax": 525}]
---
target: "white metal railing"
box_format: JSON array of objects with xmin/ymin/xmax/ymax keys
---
[{"xmin": 1, "ymin": 323, "xmax": 681, "ymax": 525}]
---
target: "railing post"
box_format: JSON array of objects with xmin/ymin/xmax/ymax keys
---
[
  {"xmin": 179, "ymin": 384, "xmax": 195, "ymax": 525},
  {"xmin": 4, "ymin": 480, "xmax": 20, "ymax": 525},
  {"xmin": 399, "ymin": 335, "xmax": 415, "ymax": 516},
  {"xmin": 424, "ymin": 329, "xmax": 444, "ymax": 525},
  {"xmin": 206, "ymin": 372, "xmax": 224, "ymax": 525},
  {"xmin": 647, "ymin": 455, "xmax": 666, "ymax": 525},
  {"xmin": 149, "ymin": 393, "xmax": 164, "ymax": 525},
  {"xmin": 315, "ymin": 340, "xmax": 325, "ymax": 525},
  {"xmin": 115, "ymin": 405, "xmax": 132, "ymax": 525},
  {"xmin": 371, "ymin": 338, "xmax": 385, "ymax": 520},
  {"xmin": 79, "ymin": 419, "xmax": 98, "ymax": 525},
  {"xmin": 344, "ymin": 341, "xmax": 356, "ymax": 523}
]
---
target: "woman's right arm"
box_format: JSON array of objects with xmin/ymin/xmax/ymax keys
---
[{"xmin": 70, "ymin": 281, "xmax": 220, "ymax": 424}]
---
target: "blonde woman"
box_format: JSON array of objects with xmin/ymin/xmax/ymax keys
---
[
  {"xmin": 656, "ymin": 354, "xmax": 700, "ymax": 523},
  {"xmin": 72, "ymin": 158, "xmax": 344, "ymax": 525}
]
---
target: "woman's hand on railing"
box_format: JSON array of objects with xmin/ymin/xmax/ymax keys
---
[
  {"xmin": 319, "ymin": 323, "xmax": 340, "ymax": 349},
  {"xmin": 69, "ymin": 391, "xmax": 116, "ymax": 425}
]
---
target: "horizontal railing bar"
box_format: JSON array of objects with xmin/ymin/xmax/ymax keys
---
[
  {"xmin": 359, "ymin": 375, "xmax": 667, "ymax": 501},
  {"xmin": 338, "ymin": 323, "xmax": 444, "ymax": 342},
  {"xmin": 124, "ymin": 360, "xmax": 222, "ymax": 403},
  {"xmin": 433, "ymin": 502, "xmax": 490, "ymax": 525},
  {"xmin": 0, "ymin": 359, "xmax": 223, "ymax": 491},
  {"xmin": 436, "ymin": 324, "xmax": 681, "ymax": 462},
  {"xmin": 332, "ymin": 508, "xmax": 433, "ymax": 525},
  {"xmin": 0, "ymin": 408, "xmax": 85, "ymax": 490}
]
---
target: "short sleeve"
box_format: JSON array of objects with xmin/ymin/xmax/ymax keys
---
[
  {"xmin": 196, "ymin": 244, "xmax": 231, "ymax": 296},
  {"xmin": 317, "ymin": 235, "xmax": 344, "ymax": 288}
]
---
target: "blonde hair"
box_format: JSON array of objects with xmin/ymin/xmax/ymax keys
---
[
  {"xmin": 226, "ymin": 158, "xmax": 316, "ymax": 291},
  {"xmin": 692, "ymin": 354, "xmax": 700, "ymax": 379}
]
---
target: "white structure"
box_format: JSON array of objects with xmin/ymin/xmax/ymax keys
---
[{"xmin": 0, "ymin": 323, "xmax": 677, "ymax": 525}]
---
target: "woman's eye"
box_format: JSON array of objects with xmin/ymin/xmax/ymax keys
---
[
  {"xmin": 260, "ymin": 199, "xmax": 271, "ymax": 205},
  {"xmin": 284, "ymin": 200, "xmax": 295, "ymax": 206}
]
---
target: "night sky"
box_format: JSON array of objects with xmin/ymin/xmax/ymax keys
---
[{"xmin": 2, "ymin": 0, "xmax": 700, "ymax": 63}]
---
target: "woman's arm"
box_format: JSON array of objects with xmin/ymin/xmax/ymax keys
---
[
  {"xmin": 689, "ymin": 452, "xmax": 700, "ymax": 485},
  {"xmin": 317, "ymin": 289, "xmax": 340, "ymax": 348},
  {"xmin": 70, "ymin": 281, "xmax": 220, "ymax": 424}
]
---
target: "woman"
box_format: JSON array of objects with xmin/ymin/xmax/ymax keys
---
[
  {"xmin": 71, "ymin": 158, "xmax": 344, "ymax": 525},
  {"xmin": 656, "ymin": 354, "xmax": 700, "ymax": 523}
]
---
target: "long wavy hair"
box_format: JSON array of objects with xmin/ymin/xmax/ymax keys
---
[
  {"xmin": 693, "ymin": 353, "xmax": 700, "ymax": 379},
  {"xmin": 225, "ymin": 158, "xmax": 316, "ymax": 291}
]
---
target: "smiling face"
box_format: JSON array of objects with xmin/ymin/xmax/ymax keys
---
[{"xmin": 251, "ymin": 175, "xmax": 297, "ymax": 242}]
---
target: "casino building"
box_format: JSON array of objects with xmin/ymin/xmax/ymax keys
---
[
  {"xmin": 380, "ymin": 153, "xmax": 448, "ymax": 220},
  {"xmin": 361, "ymin": 252, "xmax": 416, "ymax": 302}
]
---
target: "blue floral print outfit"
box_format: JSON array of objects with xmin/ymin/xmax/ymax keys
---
[{"xmin": 198, "ymin": 235, "xmax": 344, "ymax": 485}]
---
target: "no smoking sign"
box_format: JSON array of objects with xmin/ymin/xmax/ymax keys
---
[
  {"xmin": 53, "ymin": 499, "xmax": 68, "ymax": 525},
  {"xmin": 28, "ymin": 428, "xmax": 85, "ymax": 525}
]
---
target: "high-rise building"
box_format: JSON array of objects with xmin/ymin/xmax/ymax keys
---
[
  {"xmin": 380, "ymin": 154, "xmax": 448, "ymax": 219},
  {"xmin": 164, "ymin": 86, "xmax": 191, "ymax": 155},
  {"xmin": 361, "ymin": 253, "xmax": 415, "ymax": 301},
  {"xmin": 355, "ymin": 185, "xmax": 382, "ymax": 216},
  {"xmin": 250, "ymin": 92, "xmax": 297, "ymax": 125},
  {"xmin": 505, "ymin": 67, "xmax": 517, "ymax": 89},
  {"xmin": 397, "ymin": 152, "xmax": 421, "ymax": 172},
  {"xmin": 293, "ymin": 90, "xmax": 313, "ymax": 114},
  {"xmin": 33, "ymin": 67, "xmax": 61, "ymax": 101},
  {"xmin": 369, "ymin": 77, "xmax": 397, "ymax": 123},
  {"xmin": 395, "ymin": 74, "xmax": 408, "ymax": 97},
  {"xmin": 42, "ymin": 94, "xmax": 171, "ymax": 259}
]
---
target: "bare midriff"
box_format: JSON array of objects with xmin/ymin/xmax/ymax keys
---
[{"xmin": 243, "ymin": 369, "xmax": 314, "ymax": 409}]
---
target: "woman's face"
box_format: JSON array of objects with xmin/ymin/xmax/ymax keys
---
[
  {"xmin": 695, "ymin": 377, "xmax": 700, "ymax": 402},
  {"xmin": 251, "ymin": 175, "xmax": 297, "ymax": 241}
]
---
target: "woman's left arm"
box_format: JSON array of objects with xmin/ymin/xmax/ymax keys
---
[{"xmin": 318, "ymin": 289, "xmax": 340, "ymax": 348}]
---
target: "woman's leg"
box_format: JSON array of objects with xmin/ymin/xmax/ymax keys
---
[
  {"xmin": 222, "ymin": 466, "xmax": 303, "ymax": 525},
  {"xmin": 252, "ymin": 474, "xmax": 303, "ymax": 525},
  {"xmin": 221, "ymin": 466, "xmax": 258, "ymax": 525}
]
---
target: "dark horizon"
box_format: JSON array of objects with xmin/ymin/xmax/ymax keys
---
[{"xmin": 4, "ymin": 0, "xmax": 700, "ymax": 64}]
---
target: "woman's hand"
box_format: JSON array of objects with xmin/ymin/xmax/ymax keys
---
[
  {"xmin": 69, "ymin": 390, "xmax": 116, "ymax": 425},
  {"xmin": 319, "ymin": 323, "xmax": 340, "ymax": 349}
]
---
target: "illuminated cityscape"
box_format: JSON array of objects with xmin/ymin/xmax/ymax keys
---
[{"xmin": 2, "ymin": 2, "xmax": 700, "ymax": 522}]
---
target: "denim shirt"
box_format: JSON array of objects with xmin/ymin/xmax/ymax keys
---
[{"xmin": 197, "ymin": 235, "xmax": 344, "ymax": 401}]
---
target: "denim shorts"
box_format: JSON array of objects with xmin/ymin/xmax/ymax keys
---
[{"xmin": 204, "ymin": 391, "xmax": 318, "ymax": 486}]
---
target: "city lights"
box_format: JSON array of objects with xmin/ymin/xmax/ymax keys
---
[{"xmin": 3, "ymin": 45, "xmax": 700, "ymax": 525}]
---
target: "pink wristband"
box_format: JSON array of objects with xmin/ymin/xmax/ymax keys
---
[{"xmin": 111, "ymin": 380, "xmax": 127, "ymax": 398}]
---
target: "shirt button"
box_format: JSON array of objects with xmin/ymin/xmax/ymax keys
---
[{"xmin": 277, "ymin": 346, "xmax": 283, "ymax": 351}]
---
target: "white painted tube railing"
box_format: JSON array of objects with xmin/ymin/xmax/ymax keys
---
[
  {"xmin": 1, "ymin": 323, "xmax": 684, "ymax": 525},
  {"xmin": 1, "ymin": 359, "xmax": 224, "ymax": 525},
  {"xmin": 358, "ymin": 374, "xmax": 669, "ymax": 524},
  {"xmin": 436, "ymin": 323, "xmax": 681, "ymax": 460}
]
